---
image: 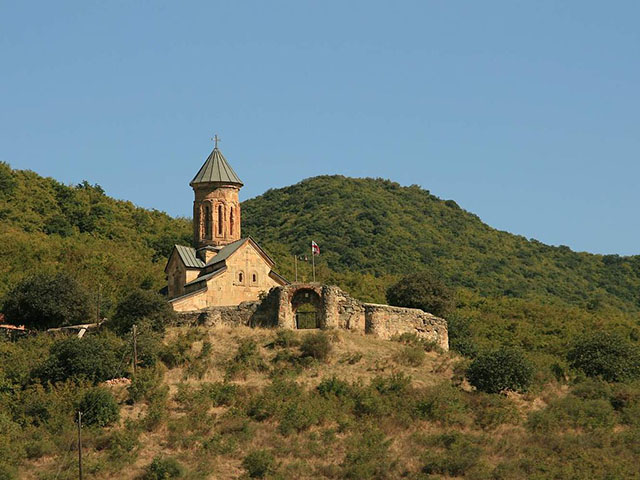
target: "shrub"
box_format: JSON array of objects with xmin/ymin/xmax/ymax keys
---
[
  {"xmin": 105, "ymin": 426, "xmax": 139, "ymax": 462},
  {"xmin": 143, "ymin": 456, "xmax": 184, "ymax": 479},
  {"xmin": 110, "ymin": 289, "xmax": 176, "ymax": 336},
  {"xmin": 225, "ymin": 338, "xmax": 267, "ymax": 379},
  {"xmin": 567, "ymin": 332, "xmax": 640, "ymax": 382},
  {"xmin": 317, "ymin": 376, "xmax": 351, "ymax": 398},
  {"xmin": 414, "ymin": 382, "xmax": 470, "ymax": 426},
  {"xmin": 466, "ymin": 348, "xmax": 533, "ymax": 394},
  {"xmin": 300, "ymin": 331, "xmax": 332, "ymax": 361},
  {"xmin": 446, "ymin": 315, "xmax": 478, "ymax": 357},
  {"xmin": 2, "ymin": 272, "xmax": 91, "ymax": 330},
  {"xmin": 421, "ymin": 432, "xmax": 483, "ymax": 477},
  {"xmin": 127, "ymin": 367, "xmax": 162, "ymax": 403},
  {"xmin": 273, "ymin": 329, "xmax": 298, "ymax": 348},
  {"xmin": 386, "ymin": 271, "xmax": 453, "ymax": 317},
  {"xmin": 341, "ymin": 428, "xmax": 393, "ymax": 479},
  {"xmin": 34, "ymin": 333, "xmax": 124, "ymax": 384},
  {"xmin": 394, "ymin": 345, "xmax": 425, "ymax": 367},
  {"xmin": 78, "ymin": 387, "xmax": 120, "ymax": 427},
  {"xmin": 527, "ymin": 396, "xmax": 615, "ymax": 432},
  {"xmin": 242, "ymin": 450, "xmax": 275, "ymax": 478}
]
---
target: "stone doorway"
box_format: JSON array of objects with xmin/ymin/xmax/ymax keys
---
[{"xmin": 291, "ymin": 288, "xmax": 322, "ymax": 329}]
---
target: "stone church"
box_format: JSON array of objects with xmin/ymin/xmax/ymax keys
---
[{"xmin": 165, "ymin": 142, "xmax": 288, "ymax": 312}]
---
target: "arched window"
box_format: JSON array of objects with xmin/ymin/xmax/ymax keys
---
[
  {"xmin": 252, "ymin": 273, "xmax": 257, "ymax": 284},
  {"xmin": 238, "ymin": 271, "xmax": 244, "ymax": 284},
  {"xmin": 204, "ymin": 205, "xmax": 211, "ymax": 239},
  {"xmin": 218, "ymin": 204, "xmax": 224, "ymax": 235},
  {"xmin": 230, "ymin": 207, "xmax": 234, "ymax": 236}
]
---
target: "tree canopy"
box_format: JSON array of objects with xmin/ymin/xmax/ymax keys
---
[{"xmin": 2, "ymin": 272, "xmax": 91, "ymax": 329}]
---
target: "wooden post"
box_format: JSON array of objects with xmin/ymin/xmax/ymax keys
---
[
  {"xmin": 132, "ymin": 324, "xmax": 138, "ymax": 375},
  {"xmin": 77, "ymin": 411, "xmax": 83, "ymax": 480}
]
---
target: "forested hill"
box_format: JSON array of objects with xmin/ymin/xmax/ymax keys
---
[
  {"xmin": 2, "ymin": 162, "xmax": 639, "ymax": 314},
  {"xmin": 0, "ymin": 162, "xmax": 191, "ymax": 310},
  {"xmin": 242, "ymin": 175, "xmax": 640, "ymax": 312}
]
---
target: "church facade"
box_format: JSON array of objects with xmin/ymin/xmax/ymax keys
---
[{"xmin": 165, "ymin": 142, "xmax": 288, "ymax": 312}]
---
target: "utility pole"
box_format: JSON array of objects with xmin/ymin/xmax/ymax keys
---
[
  {"xmin": 77, "ymin": 411, "xmax": 83, "ymax": 480},
  {"xmin": 96, "ymin": 283, "xmax": 101, "ymax": 323},
  {"xmin": 132, "ymin": 324, "xmax": 138, "ymax": 375}
]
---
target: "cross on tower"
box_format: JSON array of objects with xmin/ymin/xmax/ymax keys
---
[{"xmin": 211, "ymin": 134, "xmax": 221, "ymax": 148}]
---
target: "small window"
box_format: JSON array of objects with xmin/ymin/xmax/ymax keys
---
[
  {"xmin": 218, "ymin": 204, "xmax": 224, "ymax": 235},
  {"xmin": 238, "ymin": 272, "xmax": 244, "ymax": 284},
  {"xmin": 252, "ymin": 273, "xmax": 257, "ymax": 283}
]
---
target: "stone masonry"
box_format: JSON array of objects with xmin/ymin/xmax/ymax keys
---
[{"xmin": 176, "ymin": 283, "xmax": 449, "ymax": 350}]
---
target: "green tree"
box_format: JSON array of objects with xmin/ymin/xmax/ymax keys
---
[
  {"xmin": 386, "ymin": 272, "xmax": 454, "ymax": 317},
  {"xmin": 466, "ymin": 348, "xmax": 533, "ymax": 394},
  {"xmin": 567, "ymin": 333, "xmax": 640, "ymax": 382},
  {"xmin": 109, "ymin": 289, "xmax": 176, "ymax": 336},
  {"xmin": 78, "ymin": 387, "xmax": 120, "ymax": 427},
  {"xmin": 2, "ymin": 273, "xmax": 91, "ymax": 330},
  {"xmin": 34, "ymin": 333, "xmax": 124, "ymax": 384}
]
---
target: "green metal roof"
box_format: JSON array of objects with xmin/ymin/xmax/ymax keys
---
[
  {"xmin": 190, "ymin": 147, "xmax": 243, "ymax": 187},
  {"xmin": 204, "ymin": 238, "xmax": 247, "ymax": 267},
  {"xmin": 174, "ymin": 245, "xmax": 205, "ymax": 268},
  {"xmin": 184, "ymin": 265, "xmax": 226, "ymax": 287}
]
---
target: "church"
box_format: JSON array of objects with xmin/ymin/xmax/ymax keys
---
[{"xmin": 165, "ymin": 140, "xmax": 288, "ymax": 312}]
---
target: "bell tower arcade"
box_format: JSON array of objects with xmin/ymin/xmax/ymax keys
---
[{"xmin": 190, "ymin": 136, "xmax": 243, "ymax": 257}]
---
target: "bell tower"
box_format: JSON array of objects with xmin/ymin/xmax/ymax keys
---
[{"xmin": 190, "ymin": 136, "xmax": 243, "ymax": 259}]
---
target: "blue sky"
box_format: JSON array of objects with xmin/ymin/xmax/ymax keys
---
[{"xmin": 1, "ymin": 1, "xmax": 638, "ymax": 255}]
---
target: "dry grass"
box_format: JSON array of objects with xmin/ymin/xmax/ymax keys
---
[{"xmin": 18, "ymin": 325, "xmax": 571, "ymax": 480}]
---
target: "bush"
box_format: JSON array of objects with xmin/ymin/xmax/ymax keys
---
[
  {"xmin": 242, "ymin": 450, "xmax": 275, "ymax": 478},
  {"xmin": 317, "ymin": 376, "xmax": 351, "ymax": 398},
  {"xmin": 567, "ymin": 332, "xmax": 640, "ymax": 382},
  {"xmin": 446, "ymin": 315, "xmax": 478, "ymax": 357},
  {"xmin": 127, "ymin": 367, "xmax": 163, "ymax": 403},
  {"xmin": 273, "ymin": 329, "xmax": 298, "ymax": 348},
  {"xmin": 341, "ymin": 429, "xmax": 393, "ymax": 479},
  {"xmin": 143, "ymin": 456, "xmax": 184, "ymax": 479},
  {"xmin": 2, "ymin": 272, "xmax": 91, "ymax": 330},
  {"xmin": 421, "ymin": 432, "xmax": 483, "ymax": 477},
  {"xmin": 110, "ymin": 289, "xmax": 176, "ymax": 336},
  {"xmin": 300, "ymin": 331, "xmax": 332, "ymax": 361},
  {"xmin": 466, "ymin": 348, "xmax": 533, "ymax": 394},
  {"xmin": 225, "ymin": 338, "xmax": 267, "ymax": 379},
  {"xmin": 78, "ymin": 387, "xmax": 120, "ymax": 427},
  {"xmin": 527, "ymin": 396, "xmax": 615, "ymax": 432},
  {"xmin": 34, "ymin": 333, "xmax": 124, "ymax": 384},
  {"xmin": 386, "ymin": 271, "xmax": 453, "ymax": 317},
  {"xmin": 415, "ymin": 382, "xmax": 471, "ymax": 426},
  {"xmin": 394, "ymin": 345, "xmax": 425, "ymax": 367}
]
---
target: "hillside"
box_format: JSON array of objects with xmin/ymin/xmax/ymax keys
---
[
  {"xmin": 243, "ymin": 175, "xmax": 640, "ymax": 312},
  {"xmin": 4, "ymin": 326, "xmax": 640, "ymax": 480},
  {"xmin": 0, "ymin": 162, "xmax": 191, "ymax": 311}
]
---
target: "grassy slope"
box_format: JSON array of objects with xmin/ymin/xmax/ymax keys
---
[{"xmin": 17, "ymin": 326, "xmax": 640, "ymax": 480}]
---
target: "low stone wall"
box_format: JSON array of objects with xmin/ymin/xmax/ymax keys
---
[
  {"xmin": 174, "ymin": 283, "xmax": 449, "ymax": 351},
  {"xmin": 174, "ymin": 301, "xmax": 262, "ymax": 328},
  {"xmin": 364, "ymin": 303, "xmax": 449, "ymax": 350}
]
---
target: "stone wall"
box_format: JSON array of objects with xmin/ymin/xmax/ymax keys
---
[
  {"xmin": 175, "ymin": 283, "xmax": 448, "ymax": 350},
  {"xmin": 363, "ymin": 303, "xmax": 448, "ymax": 350}
]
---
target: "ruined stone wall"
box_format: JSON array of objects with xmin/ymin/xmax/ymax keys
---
[
  {"xmin": 174, "ymin": 283, "xmax": 449, "ymax": 351},
  {"xmin": 363, "ymin": 303, "xmax": 449, "ymax": 350}
]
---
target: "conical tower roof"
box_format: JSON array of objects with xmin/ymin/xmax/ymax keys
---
[{"xmin": 190, "ymin": 146, "xmax": 243, "ymax": 187}]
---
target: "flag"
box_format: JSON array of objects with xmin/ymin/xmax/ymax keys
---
[{"xmin": 311, "ymin": 241, "xmax": 320, "ymax": 256}]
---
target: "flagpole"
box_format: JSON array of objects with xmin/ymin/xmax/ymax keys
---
[{"xmin": 311, "ymin": 244, "xmax": 316, "ymax": 283}]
